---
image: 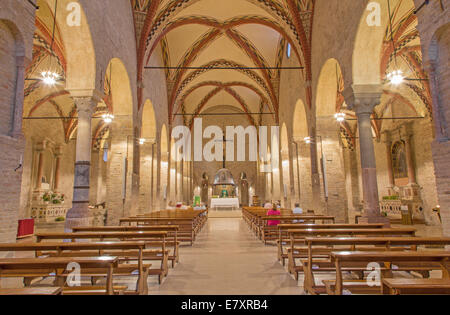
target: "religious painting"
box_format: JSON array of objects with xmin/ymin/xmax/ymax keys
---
[{"xmin": 391, "ymin": 141, "xmax": 408, "ymax": 186}]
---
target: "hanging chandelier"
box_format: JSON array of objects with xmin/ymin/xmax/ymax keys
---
[
  {"xmin": 41, "ymin": 71, "xmax": 59, "ymax": 86},
  {"xmin": 41, "ymin": 0, "xmax": 61, "ymax": 86},
  {"xmin": 334, "ymin": 113, "xmax": 346, "ymax": 122},
  {"xmin": 102, "ymin": 114, "xmax": 114, "ymax": 124}
]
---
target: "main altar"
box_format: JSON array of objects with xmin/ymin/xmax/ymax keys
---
[
  {"xmin": 210, "ymin": 198, "xmax": 240, "ymax": 210},
  {"xmin": 210, "ymin": 168, "xmax": 240, "ymax": 210}
]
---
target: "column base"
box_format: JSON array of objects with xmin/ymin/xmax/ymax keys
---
[
  {"xmin": 358, "ymin": 215, "xmax": 391, "ymax": 227},
  {"xmin": 64, "ymin": 203, "xmax": 91, "ymax": 232}
]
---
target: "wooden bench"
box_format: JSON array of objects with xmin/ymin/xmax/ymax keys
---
[
  {"xmin": 276, "ymin": 224, "xmax": 385, "ymax": 265},
  {"xmin": 120, "ymin": 210, "xmax": 206, "ymax": 245},
  {"xmin": 0, "ymin": 287, "xmax": 62, "ymax": 295},
  {"xmin": 73, "ymin": 225, "xmax": 180, "ymax": 267},
  {"xmin": 382, "ymin": 278, "xmax": 450, "ymax": 295},
  {"xmin": 329, "ymin": 251, "xmax": 450, "ymax": 295},
  {"xmin": 0, "ymin": 257, "xmax": 124, "ymax": 295},
  {"xmin": 35, "ymin": 231, "xmax": 168, "ymax": 284},
  {"xmin": 300, "ymin": 237, "xmax": 450, "ymax": 294},
  {"xmin": 0, "ymin": 241, "xmax": 152, "ymax": 294},
  {"xmin": 286, "ymin": 228, "xmax": 416, "ymax": 279}
]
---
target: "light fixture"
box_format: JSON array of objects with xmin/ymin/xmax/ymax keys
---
[
  {"xmin": 387, "ymin": 70, "xmax": 404, "ymax": 85},
  {"xmin": 41, "ymin": 0, "xmax": 60, "ymax": 86},
  {"xmin": 334, "ymin": 113, "xmax": 346, "ymax": 122},
  {"xmin": 41, "ymin": 71, "xmax": 59, "ymax": 86},
  {"xmin": 304, "ymin": 137, "xmax": 311, "ymax": 144},
  {"xmin": 138, "ymin": 138, "xmax": 146, "ymax": 145},
  {"xmin": 102, "ymin": 114, "xmax": 114, "ymax": 124},
  {"xmin": 385, "ymin": 0, "xmax": 405, "ymax": 87}
]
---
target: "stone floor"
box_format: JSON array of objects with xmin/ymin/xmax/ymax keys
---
[
  {"xmin": 149, "ymin": 217, "xmax": 304, "ymax": 295},
  {"xmin": 5, "ymin": 215, "xmax": 445, "ymax": 294}
]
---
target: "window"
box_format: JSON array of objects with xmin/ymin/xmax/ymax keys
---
[{"xmin": 286, "ymin": 43, "xmax": 291, "ymax": 59}]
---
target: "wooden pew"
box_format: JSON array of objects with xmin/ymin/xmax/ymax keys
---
[
  {"xmin": 382, "ymin": 278, "xmax": 450, "ymax": 295},
  {"xmin": 276, "ymin": 223, "xmax": 385, "ymax": 265},
  {"xmin": 286, "ymin": 228, "xmax": 416, "ymax": 279},
  {"xmin": 0, "ymin": 241, "xmax": 152, "ymax": 294},
  {"xmin": 0, "ymin": 257, "xmax": 123, "ymax": 295},
  {"xmin": 244, "ymin": 211, "xmax": 335, "ymax": 240},
  {"xmin": 0, "ymin": 287, "xmax": 63, "ymax": 295},
  {"xmin": 329, "ymin": 251, "xmax": 450, "ymax": 295},
  {"xmin": 120, "ymin": 209, "xmax": 207, "ymax": 245},
  {"xmin": 73, "ymin": 225, "xmax": 180, "ymax": 267},
  {"xmin": 259, "ymin": 216, "xmax": 336, "ymax": 242},
  {"xmin": 35, "ymin": 231, "xmax": 168, "ymax": 284},
  {"xmin": 300, "ymin": 237, "xmax": 450, "ymax": 294}
]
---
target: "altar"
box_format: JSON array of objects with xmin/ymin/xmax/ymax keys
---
[{"xmin": 210, "ymin": 198, "xmax": 240, "ymax": 210}]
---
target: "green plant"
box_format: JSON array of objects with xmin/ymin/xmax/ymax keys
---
[
  {"xmin": 382, "ymin": 195, "xmax": 399, "ymax": 201},
  {"xmin": 42, "ymin": 192, "xmax": 51, "ymax": 202},
  {"xmin": 55, "ymin": 217, "xmax": 65, "ymax": 222}
]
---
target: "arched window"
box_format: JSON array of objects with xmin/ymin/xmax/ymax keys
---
[{"xmin": 286, "ymin": 43, "xmax": 292, "ymax": 59}]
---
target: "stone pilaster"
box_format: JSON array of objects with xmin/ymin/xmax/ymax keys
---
[
  {"xmin": 316, "ymin": 116, "xmax": 349, "ymax": 223},
  {"xmin": 89, "ymin": 149, "xmax": 100, "ymax": 205},
  {"xmin": 344, "ymin": 85, "xmax": 390, "ymax": 226},
  {"xmin": 53, "ymin": 146, "xmax": 63, "ymax": 191},
  {"xmin": 309, "ymin": 128, "xmax": 323, "ymax": 213},
  {"xmin": 10, "ymin": 56, "xmax": 27, "ymax": 138},
  {"xmin": 383, "ymin": 132, "xmax": 395, "ymax": 193},
  {"xmin": 106, "ymin": 121, "xmax": 134, "ymax": 225}
]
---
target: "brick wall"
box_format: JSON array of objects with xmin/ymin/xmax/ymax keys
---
[
  {"xmin": 413, "ymin": 0, "xmax": 449, "ymax": 235},
  {"xmin": 0, "ymin": 0, "xmax": 35, "ymax": 244}
]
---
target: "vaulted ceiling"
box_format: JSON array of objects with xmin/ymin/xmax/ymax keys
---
[{"xmin": 132, "ymin": 0, "xmax": 315, "ymax": 126}]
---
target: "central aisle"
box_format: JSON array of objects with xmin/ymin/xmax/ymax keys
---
[{"xmin": 150, "ymin": 217, "xmax": 305, "ymax": 295}]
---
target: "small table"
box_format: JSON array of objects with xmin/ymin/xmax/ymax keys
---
[{"xmin": 210, "ymin": 198, "xmax": 240, "ymax": 210}]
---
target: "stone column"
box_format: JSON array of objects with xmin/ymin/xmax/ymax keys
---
[
  {"xmin": 65, "ymin": 97, "xmax": 96, "ymax": 232},
  {"xmin": 344, "ymin": 85, "xmax": 390, "ymax": 226}
]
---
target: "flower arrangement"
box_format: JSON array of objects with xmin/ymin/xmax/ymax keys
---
[{"xmin": 42, "ymin": 192, "xmax": 65, "ymax": 204}]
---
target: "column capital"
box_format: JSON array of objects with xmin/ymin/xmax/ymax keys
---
[
  {"xmin": 35, "ymin": 140, "xmax": 48, "ymax": 152},
  {"xmin": 343, "ymin": 84, "xmax": 383, "ymax": 114},
  {"xmin": 69, "ymin": 89, "xmax": 104, "ymax": 102},
  {"xmin": 72, "ymin": 97, "xmax": 97, "ymax": 116},
  {"xmin": 54, "ymin": 145, "xmax": 63, "ymax": 157}
]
